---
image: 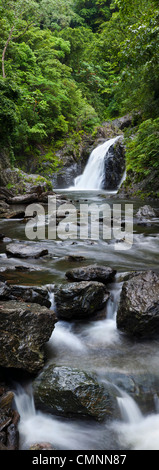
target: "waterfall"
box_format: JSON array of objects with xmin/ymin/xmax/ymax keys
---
[
  {"xmin": 72, "ymin": 136, "xmax": 122, "ymax": 191},
  {"xmin": 117, "ymin": 393, "xmax": 142, "ymax": 424},
  {"xmin": 113, "ymin": 391, "xmax": 159, "ymax": 450}
]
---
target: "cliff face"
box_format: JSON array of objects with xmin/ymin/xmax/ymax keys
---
[
  {"xmin": 118, "ymin": 168, "xmax": 159, "ymax": 199},
  {"xmin": 0, "ymin": 150, "xmax": 11, "ymax": 186}
]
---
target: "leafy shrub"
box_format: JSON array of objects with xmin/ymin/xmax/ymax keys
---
[{"xmin": 126, "ymin": 118, "xmax": 159, "ymax": 176}]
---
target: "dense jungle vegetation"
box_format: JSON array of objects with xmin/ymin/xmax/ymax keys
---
[{"xmin": 0, "ymin": 0, "xmax": 159, "ymax": 191}]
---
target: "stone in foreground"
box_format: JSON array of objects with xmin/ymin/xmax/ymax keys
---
[
  {"xmin": 0, "ymin": 301, "xmax": 57, "ymax": 373},
  {"xmin": 54, "ymin": 281, "xmax": 110, "ymax": 320},
  {"xmin": 117, "ymin": 271, "xmax": 159, "ymax": 338},
  {"xmin": 33, "ymin": 365, "xmax": 118, "ymax": 421}
]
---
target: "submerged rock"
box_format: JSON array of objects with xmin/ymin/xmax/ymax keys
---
[
  {"xmin": 0, "ymin": 300, "xmax": 57, "ymax": 373},
  {"xmin": 6, "ymin": 243, "xmax": 48, "ymax": 259},
  {"xmin": 65, "ymin": 265, "xmax": 116, "ymax": 284},
  {"xmin": 117, "ymin": 271, "xmax": 159, "ymax": 338},
  {"xmin": 33, "ymin": 365, "xmax": 118, "ymax": 421},
  {"xmin": 54, "ymin": 281, "xmax": 110, "ymax": 320}
]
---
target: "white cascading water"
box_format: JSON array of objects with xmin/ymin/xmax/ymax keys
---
[
  {"xmin": 14, "ymin": 386, "xmax": 102, "ymax": 450},
  {"xmin": 72, "ymin": 135, "xmax": 122, "ymax": 190},
  {"xmin": 117, "ymin": 393, "xmax": 142, "ymax": 424},
  {"xmin": 13, "ymin": 286, "xmax": 159, "ymax": 451},
  {"xmin": 113, "ymin": 391, "xmax": 159, "ymax": 450}
]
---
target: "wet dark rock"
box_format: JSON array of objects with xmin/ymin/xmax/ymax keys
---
[
  {"xmin": 0, "ymin": 282, "xmax": 10, "ymax": 298},
  {"xmin": 0, "ymin": 300, "xmax": 57, "ymax": 373},
  {"xmin": 0, "ymin": 188, "xmax": 13, "ymax": 199},
  {"xmin": 54, "ymin": 281, "xmax": 110, "ymax": 320},
  {"xmin": 102, "ymin": 137, "xmax": 125, "ymax": 190},
  {"xmin": 15, "ymin": 265, "xmax": 42, "ymax": 272},
  {"xmin": 6, "ymin": 243, "xmax": 48, "ymax": 259},
  {"xmin": 65, "ymin": 265, "xmax": 116, "ymax": 285},
  {"xmin": 0, "ymin": 392, "xmax": 14, "ymax": 410},
  {"xmin": 33, "ymin": 365, "xmax": 118, "ymax": 422},
  {"xmin": 64, "ymin": 255, "xmax": 86, "ymax": 262},
  {"xmin": 8, "ymin": 193, "xmax": 38, "ymax": 205},
  {"xmin": 0, "ymin": 383, "xmax": 19, "ymax": 450},
  {"xmin": 0, "ymin": 415, "xmax": 12, "ymax": 432},
  {"xmin": 117, "ymin": 270, "xmax": 159, "ymax": 338},
  {"xmin": 39, "ymin": 191, "xmax": 56, "ymax": 204},
  {"xmin": 0, "ymin": 264, "xmax": 42, "ymax": 274},
  {"xmin": 0, "ymin": 432, "xmax": 6, "ymax": 445},
  {"xmin": 0, "ymin": 284, "xmax": 51, "ymax": 308},
  {"xmin": 0, "ymin": 201, "xmax": 10, "ymax": 212},
  {"xmin": 29, "ymin": 443, "xmax": 55, "ymax": 450},
  {"xmin": 0, "ymin": 442, "xmax": 8, "ymax": 450},
  {"xmin": 0, "ymin": 233, "xmax": 5, "ymax": 240},
  {"xmin": 6, "ymin": 423, "xmax": 19, "ymax": 450},
  {"xmin": 136, "ymin": 205, "xmax": 156, "ymax": 220},
  {"xmin": 0, "ymin": 209, "xmax": 25, "ymax": 219}
]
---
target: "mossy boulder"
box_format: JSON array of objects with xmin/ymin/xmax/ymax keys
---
[{"xmin": 33, "ymin": 365, "xmax": 118, "ymax": 421}]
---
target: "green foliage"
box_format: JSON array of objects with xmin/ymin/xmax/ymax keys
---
[
  {"xmin": 0, "ymin": 3, "xmax": 98, "ymax": 164},
  {"xmin": 0, "ymin": 0, "xmax": 159, "ymax": 191},
  {"xmin": 126, "ymin": 118, "xmax": 159, "ymax": 176},
  {"xmin": 38, "ymin": 0, "xmax": 81, "ymax": 31},
  {"xmin": 73, "ymin": 0, "xmax": 112, "ymax": 31}
]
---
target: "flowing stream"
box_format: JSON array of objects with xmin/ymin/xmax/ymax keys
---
[
  {"xmin": 71, "ymin": 136, "xmax": 122, "ymax": 190},
  {"xmin": 0, "ymin": 139, "xmax": 159, "ymax": 450}
]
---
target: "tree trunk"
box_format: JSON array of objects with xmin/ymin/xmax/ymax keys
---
[{"xmin": 2, "ymin": 25, "xmax": 15, "ymax": 78}]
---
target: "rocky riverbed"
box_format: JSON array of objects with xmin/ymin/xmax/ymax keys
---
[{"xmin": 0, "ymin": 181, "xmax": 159, "ymax": 450}]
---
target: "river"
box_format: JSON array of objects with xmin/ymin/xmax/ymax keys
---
[{"xmin": 0, "ymin": 188, "xmax": 159, "ymax": 450}]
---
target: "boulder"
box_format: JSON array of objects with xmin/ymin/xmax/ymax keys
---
[
  {"xmin": 0, "ymin": 300, "xmax": 57, "ymax": 373},
  {"xmin": 136, "ymin": 205, "xmax": 156, "ymax": 220},
  {"xmin": 6, "ymin": 243, "xmax": 48, "ymax": 259},
  {"xmin": 54, "ymin": 281, "xmax": 110, "ymax": 320},
  {"xmin": 33, "ymin": 365, "xmax": 118, "ymax": 421},
  {"xmin": 102, "ymin": 137, "xmax": 125, "ymax": 190},
  {"xmin": 0, "ymin": 283, "xmax": 51, "ymax": 308},
  {"xmin": 8, "ymin": 193, "xmax": 39, "ymax": 205},
  {"xmin": 0, "ymin": 209, "xmax": 25, "ymax": 219},
  {"xmin": 117, "ymin": 271, "xmax": 159, "ymax": 338},
  {"xmin": 65, "ymin": 265, "xmax": 116, "ymax": 284}
]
